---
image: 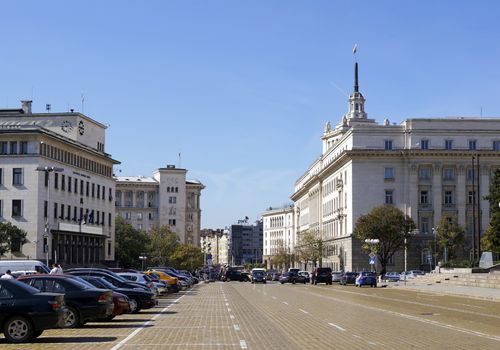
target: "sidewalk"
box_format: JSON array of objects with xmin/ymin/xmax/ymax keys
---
[{"xmin": 386, "ymin": 281, "xmax": 500, "ymax": 301}]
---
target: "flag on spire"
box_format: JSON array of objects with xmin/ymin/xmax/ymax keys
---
[{"xmin": 352, "ymin": 44, "xmax": 358, "ymax": 55}]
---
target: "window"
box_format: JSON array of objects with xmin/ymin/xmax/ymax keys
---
[
  {"xmin": 109, "ymin": 213, "xmax": 112, "ymax": 226},
  {"xmin": 384, "ymin": 140, "xmax": 393, "ymax": 150},
  {"xmin": 68, "ymin": 176, "xmax": 72, "ymax": 192},
  {"xmin": 468, "ymin": 190, "xmax": 474, "ymax": 205},
  {"xmin": 420, "ymin": 140, "xmax": 429, "ymax": 150},
  {"xmin": 420, "ymin": 217, "xmax": 430, "ymax": 234},
  {"xmin": 444, "ymin": 191, "xmax": 453, "ymax": 205},
  {"xmin": 61, "ymin": 175, "xmax": 66, "ymax": 191},
  {"xmin": 124, "ymin": 212, "xmax": 131, "ymax": 220},
  {"xmin": 20, "ymin": 141, "xmax": 28, "ymax": 154},
  {"xmin": 420, "ymin": 190, "xmax": 429, "ymax": 204},
  {"xmin": 169, "ymin": 196, "xmax": 177, "ymax": 204},
  {"xmin": 419, "ymin": 167, "xmax": 431, "ymax": 180},
  {"xmin": 44, "ymin": 201, "xmax": 48, "ymax": 218},
  {"xmin": 97, "ymin": 185, "xmax": 100, "ymax": 199},
  {"xmin": 137, "ymin": 213, "xmax": 143, "ymax": 220},
  {"xmin": 86, "ymin": 182, "xmax": 89, "ymax": 196},
  {"xmin": 384, "ymin": 167, "xmax": 394, "ymax": 180},
  {"xmin": 0, "ymin": 141, "xmax": 7, "ymax": 154},
  {"xmin": 469, "ymin": 140, "xmax": 477, "ymax": 150},
  {"xmin": 54, "ymin": 173, "xmax": 59, "ymax": 189},
  {"xmin": 168, "ymin": 219, "xmax": 176, "ymax": 226},
  {"xmin": 60, "ymin": 204, "xmax": 65, "ymax": 219},
  {"xmin": 0, "ymin": 200, "xmax": 2, "ymax": 217},
  {"xmin": 10, "ymin": 141, "xmax": 17, "ymax": 154},
  {"xmin": 385, "ymin": 190, "xmax": 394, "ymax": 204},
  {"xmin": 445, "ymin": 140, "xmax": 453, "ymax": 150},
  {"xmin": 494, "ymin": 141, "xmax": 500, "ymax": 151},
  {"xmin": 443, "ymin": 168, "xmax": 455, "ymax": 180},
  {"xmin": 91, "ymin": 183, "xmax": 95, "ymax": 198},
  {"xmin": 54, "ymin": 202, "xmax": 58, "ymax": 219},
  {"xmin": 74, "ymin": 178, "xmax": 78, "ymax": 194},
  {"xmin": 67, "ymin": 205, "xmax": 71, "ymax": 220},
  {"xmin": 0, "ymin": 168, "xmax": 3, "ymax": 185},
  {"xmin": 467, "ymin": 168, "xmax": 475, "ymax": 181},
  {"xmin": 12, "ymin": 168, "xmax": 23, "ymax": 185},
  {"xmin": 12, "ymin": 200, "xmax": 22, "ymax": 217}
]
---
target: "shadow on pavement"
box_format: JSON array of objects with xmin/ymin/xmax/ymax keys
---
[
  {"xmin": 30, "ymin": 336, "xmax": 117, "ymax": 344},
  {"xmin": 138, "ymin": 310, "xmax": 177, "ymax": 315},
  {"xmin": 104, "ymin": 318, "xmax": 151, "ymax": 323},
  {"xmin": 83, "ymin": 324, "xmax": 154, "ymax": 329}
]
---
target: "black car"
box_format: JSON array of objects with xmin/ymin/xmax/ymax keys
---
[
  {"xmin": 78, "ymin": 275, "xmax": 156, "ymax": 313},
  {"xmin": 314, "ymin": 267, "xmax": 332, "ymax": 285},
  {"xmin": 18, "ymin": 275, "xmax": 114, "ymax": 328},
  {"xmin": 340, "ymin": 272, "xmax": 358, "ymax": 285},
  {"xmin": 251, "ymin": 270, "xmax": 266, "ymax": 284},
  {"xmin": 65, "ymin": 269, "xmax": 150, "ymax": 292},
  {"xmin": 224, "ymin": 269, "xmax": 245, "ymax": 282},
  {"xmin": 0, "ymin": 279, "xmax": 65, "ymax": 343},
  {"xmin": 279, "ymin": 272, "xmax": 306, "ymax": 284}
]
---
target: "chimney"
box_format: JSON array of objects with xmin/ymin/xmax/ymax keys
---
[{"xmin": 21, "ymin": 100, "xmax": 32, "ymax": 114}]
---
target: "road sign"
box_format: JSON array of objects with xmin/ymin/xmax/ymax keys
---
[
  {"xmin": 369, "ymin": 252, "xmax": 376, "ymax": 258},
  {"xmin": 369, "ymin": 256, "xmax": 376, "ymax": 265}
]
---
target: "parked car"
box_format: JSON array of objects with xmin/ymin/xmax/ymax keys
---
[
  {"xmin": 0, "ymin": 260, "xmax": 50, "ymax": 275},
  {"xmin": 266, "ymin": 269, "xmax": 278, "ymax": 280},
  {"xmin": 331, "ymin": 272, "xmax": 343, "ymax": 283},
  {"xmin": 271, "ymin": 272, "xmax": 282, "ymax": 281},
  {"xmin": 223, "ymin": 269, "xmax": 244, "ymax": 282},
  {"xmin": 18, "ymin": 274, "xmax": 114, "ymax": 328},
  {"xmin": 65, "ymin": 268, "xmax": 150, "ymax": 291},
  {"xmin": 355, "ymin": 271, "xmax": 377, "ymax": 288},
  {"xmin": 0, "ymin": 279, "xmax": 65, "ymax": 343},
  {"xmin": 340, "ymin": 272, "xmax": 358, "ymax": 286},
  {"xmin": 251, "ymin": 270, "xmax": 267, "ymax": 284},
  {"xmin": 298, "ymin": 271, "xmax": 310, "ymax": 283},
  {"xmin": 399, "ymin": 270, "xmax": 425, "ymax": 281},
  {"xmin": 78, "ymin": 276, "xmax": 156, "ymax": 313},
  {"xmin": 117, "ymin": 272, "xmax": 166, "ymax": 295},
  {"xmin": 144, "ymin": 270, "xmax": 179, "ymax": 293},
  {"xmin": 383, "ymin": 272, "xmax": 401, "ymax": 282},
  {"xmin": 314, "ymin": 267, "xmax": 332, "ymax": 285}
]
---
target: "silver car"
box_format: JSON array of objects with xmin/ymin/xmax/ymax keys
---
[{"xmin": 332, "ymin": 272, "xmax": 343, "ymax": 283}]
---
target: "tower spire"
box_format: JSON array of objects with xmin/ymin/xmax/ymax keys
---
[{"xmin": 354, "ymin": 62, "xmax": 359, "ymax": 93}]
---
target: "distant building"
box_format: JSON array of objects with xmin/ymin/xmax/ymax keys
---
[
  {"xmin": 261, "ymin": 205, "xmax": 295, "ymax": 269},
  {"xmin": 200, "ymin": 228, "xmax": 229, "ymax": 266},
  {"xmin": 228, "ymin": 220, "xmax": 263, "ymax": 266},
  {"xmin": 0, "ymin": 100, "xmax": 119, "ymax": 265},
  {"xmin": 115, "ymin": 165, "xmax": 204, "ymax": 245},
  {"xmin": 291, "ymin": 62, "xmax": 500, "ymax": 272}
]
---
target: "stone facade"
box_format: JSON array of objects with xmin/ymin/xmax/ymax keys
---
[
  {"xmin": 291, "ymin": 63, "xmax": 500, "ymax": 273},
  {"xmin": 0, "ymin": 101, "xmax": 119, "ymax": 266},
  {"xmin": 115, "ymin": 166, "xmax": 204, "ymax": 245},
  {"xmin": 200, "ymin": 229, "xmax": 229, "ymax": 266},
  {"xmin": 261, "ymin": 205, "xmax": 295, "ymax": 269}
]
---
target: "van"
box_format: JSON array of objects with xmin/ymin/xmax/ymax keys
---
[{"xmin": 0, "ymin": 260, "xmax": 50, "ymax": 275}]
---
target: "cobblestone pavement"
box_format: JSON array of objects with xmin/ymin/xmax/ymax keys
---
[{"xmin": 2, "ymin": 282, "xmax": 500, "ymax": 349}]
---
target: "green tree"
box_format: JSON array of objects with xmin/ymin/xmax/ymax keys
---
[
  {"xmin": 435, "ymin": 218, "xmax": 465, "ymax": 261},
  {"xmin": 482, "ymin": 170, "xmax": 500, "ymax": 254},
  {"xmin": 115, "ymin": 217, "xmax": 151, "ymax": 269},
  {"xmin": 170, "ymin": 244, "xmax": 204, "ymax": 272},
  {"xmin": 353, "ymin": 205, "xmax": 416, "ymax": 275},
  {"xmin": 295, "ymin": 230, "xmax": 323, "ymax": 269},
  {"xmin": 149, "ymin": 226, "xmax": 180, "ymax": 266},
  {"xmin": 0, "ymin": 221, "xmax": 28, "ymax": 256}
]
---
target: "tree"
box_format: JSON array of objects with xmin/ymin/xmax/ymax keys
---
[
  {"xmin": 149, "ymin": 226, "xmax": 180, "ymax": 266},
  {"xmin": 435, "ymin": 218, "xmax": 465, "ymax": 261},
  {"xmin": 295, "ymin": 230, "xmax": 323, "ymax": 269},
  {"xmin": 353, "ymin": 205, "xmax": 416, "ymax": 275},
  {"xmin": 115, "ymin": 217, "xmax": 151, "ymax": 269},
  {"xmin": 0, "ymin": 221, "xmax": 28, "ymax": 256},
  {"xmin": 170, "ymin": 244, "xmax": 204, "ymax": 272},
  {"xmin": 482, "ymin": 170, "xmax": 500, "ymax": 254}
]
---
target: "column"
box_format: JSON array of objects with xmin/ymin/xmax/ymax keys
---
[
  {"xmin": 408, "ymin": 164, "xmax": 418, "ymax": 221},
  {"xmin": 480, "ymin": 165, "xmax": 490, "ymax": 237},
  {"xmin": 132, "ymin": 191, "xmax": 137, "ymax": 208},
  {"xmin": 457, "ymin": 164, "xmax": 466, "ymax": 227},
  {"xmin": 432, "ymin": 164, "xmax": 442, "ymax": 226}
]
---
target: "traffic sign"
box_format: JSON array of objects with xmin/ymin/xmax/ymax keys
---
[{"xmin": 369, "ymin": 256, "xmax": 376, "ymax": 265}]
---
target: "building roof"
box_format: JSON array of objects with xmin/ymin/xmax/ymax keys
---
[{"xmin": 115, "ymin": 176, "xmax": 158, "ymax": 183}]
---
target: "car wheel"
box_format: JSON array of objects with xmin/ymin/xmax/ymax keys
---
[
  {"xmin": 129, "ymin": 298, "xmax": 138, "ymax": 313},
  {"xmin": 280, "ymin": 282, "xmax": 284, "ymax": 284},
  {"xmin": 303, "ymin": 281, "xmax": 306, "ymax": 284},
  {"xmin": 64, "ymin": 306, "xmax": 80, "ymax": 328},
  {"xmin": 104, "ymin": 315, "xmax": 115, "ymax": 321},
  {"xmin": 4, "ymin": 316, "xmax": 35, "ymax": 343}
]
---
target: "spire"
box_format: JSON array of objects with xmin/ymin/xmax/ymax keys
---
[{"xmin": 354, "ymin": 62, "xmax": 359, "ymax": 93}]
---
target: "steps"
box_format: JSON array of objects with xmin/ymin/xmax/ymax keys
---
[{"xmin": 407, "ymin": 273, "xmax": 500, "ymax": 289}]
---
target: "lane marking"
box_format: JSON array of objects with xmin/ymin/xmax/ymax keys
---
[
  {"xmin": 352, "ymin": 335, "xmax": 362, "ymax": 339},
  {"xmin": 453, "ymin": 303, "xmax": 485, "ymax": 309},
  {"xmin": 367, "ymin": 341, "xmax": 377, "ymax": 346},
  {"xmin": 240, "ymin": 340, "xmax": 248, "ymax": 349},
  {"xmin": 234, "ymin": 324, "xmax": 241, "ymax": 331},
  {"xmin": 110, "ymin": 293, "xmax": 187, "ymax": 350},
  {"xmin": 230, "ymin": 315, "xmax": 235, "ymax": 319},
  {"xmin": 263, "ymin": 292, "xmax": 267, "ymax": 295},
  {"xmin": 227, "ymin": 308, "xmax": 232, "ymax": 312},
  {"xmin": 282, "ymin": 301, "xmax": 289, "ymax": 305},
  {"xmin": 328, "ymin": 322, "xmax": 346, "ymax": 331},
  {"xmin": 272, "ymin": 296, "xmax": 277, "ymax": 300},
  {"xmin": 226, "ymin": 303, "xmax": 230, "ymax": 306},
  {"xmin": 299, "ymin": 309, "xmax": 309, "ymax": 314}
]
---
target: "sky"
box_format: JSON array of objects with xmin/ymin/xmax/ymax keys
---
[{"xmin": 1, "ymin": 1, "xmax": 500, "ymax": 229}]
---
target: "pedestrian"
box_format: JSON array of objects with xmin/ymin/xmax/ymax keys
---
[
  {"xmin": 311, "ymin": 269, "xmax": 316, "ymax": 285},
  {"xmin": 1, "ymin": 270, "xmax": 15, "ymax": 279},
  {"xmin": 49, "ymin": 263, "xmax": 59, "ymax": 274},
  {"xmin": 56, "ymin": 264, "xmax": 63, "ymax": 274}
]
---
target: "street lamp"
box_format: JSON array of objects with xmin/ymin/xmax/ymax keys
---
[
  {"xmin": 432, "ymin": 227, "xmax": 437, "ymax": 271},
  {"xmin": 35, "ymin": 166, "xmax": 64, "ymax": 266},
  {"xmin": 138, "ymin": 254, "xmax": 147, "ymax": 271}
]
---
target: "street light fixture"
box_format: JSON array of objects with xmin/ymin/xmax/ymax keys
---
[
  {"xmin": 138, "ymin": 254, "xmax": 147, "ymax": 271},
  {"xmin": 35, "ymin": 166, "xmax": 64, "ymax": 266}
]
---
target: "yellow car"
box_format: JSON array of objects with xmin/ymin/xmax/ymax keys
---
[{"xmin": 144, "ymin": 270, "xmax": 180, "ymax": 293}]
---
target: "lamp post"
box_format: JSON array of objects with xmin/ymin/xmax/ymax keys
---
[
  {"xmin": 35, "ymin": 166, "xmax": 64, "ymax": 266},
  {"xmin": 138, "ymin": 254, "xmax": 147, "ymax": 271},
  {"xmin": 432, "ymin": 227, "xmax": 437, "ymax": 271}
]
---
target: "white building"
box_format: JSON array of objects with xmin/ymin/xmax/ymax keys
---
[
  {"xmin": 115, "ymin": 165, "xmax": 204, "ymax": 245},
  {"xmin": 0, "ymin": 100, "xmax": 119, "ymax": 265},
  {"xmin": 200, "ymin": 229, "xmax": 229, "ymax": 266},
  {"xmin": 291, "ymin": 63, "xmax": 500, "ymax": 272},
  {"xmin": 262, "ymin": 205, "xmax": 295, "ymax": 269}
]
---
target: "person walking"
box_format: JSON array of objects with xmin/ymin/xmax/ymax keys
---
[
  {"xmin": 56, "ymin": 264, "xmax": 63, "ymax": 274},
  {"xmin": 1, "ymin": 270, "xmax": 15, "ymax": 279},
  {"xmin": 49, "ymin": 264, "xmax": 59, "ymax": 274}
]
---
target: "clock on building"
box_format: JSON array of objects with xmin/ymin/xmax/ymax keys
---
[{"xmin": 61, "ymin": 120, "xmax": 73, "ymax": 133}]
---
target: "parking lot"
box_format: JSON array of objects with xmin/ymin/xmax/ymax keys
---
[{"xmin": 3, "ymin": 281, "xmax": 500, "ymax": 349}]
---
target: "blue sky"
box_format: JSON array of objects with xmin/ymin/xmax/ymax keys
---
[{"xmin": 1, "ymin": 1, "xmax": 499, "ymax": 228}]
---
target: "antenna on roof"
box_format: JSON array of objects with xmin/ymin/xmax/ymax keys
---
[
  {"xmin": 81, "ymin": 91, "xmax": 85, "ymax": 113},
  {"xmin": 178, "ymin": 152, "xmax": 182, "ymax": 168},
  {"xmin": 480, "ymin": 106, "xmax": 483, "ymax": 117}
]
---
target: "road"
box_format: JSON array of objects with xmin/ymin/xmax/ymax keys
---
[{"xmin": 2, "ymin": 281, "xmax": 500, "ymax": 349}]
